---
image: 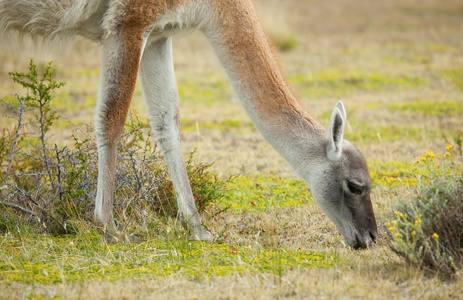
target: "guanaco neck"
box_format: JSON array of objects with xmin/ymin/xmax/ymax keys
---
[{"xmin": 203, "ymin": 0, "xmax": 326, "ymax": 174}]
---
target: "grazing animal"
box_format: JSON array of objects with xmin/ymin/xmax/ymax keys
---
[{"xmin": 0, "ymin": 0, "xmax": 378, "ymax": 248}]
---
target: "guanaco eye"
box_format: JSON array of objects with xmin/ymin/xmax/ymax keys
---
[{"xmin": 347, "ymin": 181, "xmax": 364, "ymax": 195}]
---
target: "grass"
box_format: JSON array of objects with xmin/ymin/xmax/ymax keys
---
[
  {"xmin": 443, "ymin": 69, "xmax": 463, "ymax": 91},
  {"xmin": 177, "ymin": 76, "xmax": 234, "ymax": 105},
  {"xmin": 221, "ymin": 176, "xmax": 312, "ymax": 212},
  {"xmin": 388, "ymin": 99, "xmax": 463, "ymax": 117},
  {"xmin": 346, "ymin": 122, "xmax": 444, "ymax": 144},
  {"xmin": 289, "ymin": 69, "xmax": 428, "ymax": 99},
  {"xmin": 1, "ymin": 155, "xmax": 460, "ymax": 292},
  {"xmin": 180, "ymin": 118, "xmax": 253, "ymax": 132},
  {"xmin": 0, "ymin": 231, "xmax": 339, "ymax": 285},
  {"xmin": 1, "ymin": 0, "xmax": 463, "ymax": 298}
]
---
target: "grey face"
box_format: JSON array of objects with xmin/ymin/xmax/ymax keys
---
[
  {"xmin": 309, "ymin": 102, "xmax": 378, "ymax": 249},
  {"xmin": 311, "ymin": 143, "xmax": 378, "ymax": 249}
]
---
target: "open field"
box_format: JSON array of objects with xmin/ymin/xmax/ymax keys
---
[{"xmin": 1, "ymin": 0, "xmax": 463, "ymax": 299}]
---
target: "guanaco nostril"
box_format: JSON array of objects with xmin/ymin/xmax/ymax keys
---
[
  {"xmin": 353, "ymin": 233, "xmax": 365, "ymax": 249},
  {"xmin": 370, "ymin": 231, "xmax": 378, "ymax": 243}
]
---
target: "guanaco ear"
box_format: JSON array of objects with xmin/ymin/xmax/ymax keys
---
[
  {"xmin": 335, "ymin": 101, "xmax": 347, "ymax": 122},
  {"xmin": 327, "ymin": 101, "xmax": 346, "ymax": 161}
]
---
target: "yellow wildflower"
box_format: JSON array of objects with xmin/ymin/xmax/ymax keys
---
[
  {"xmin": 411, "ymin": 231, "xmax": 416, "ymax": 237},
  {"xmin": 446, "ymin": 145, "xmax": 452, "ymax": 152},
  {"xmin": 394, "ymin": 233, "xmax": 403, "ymax": 238},
  {"xmin": 425, "ymin": 151, "xmax": 435, "ymax": 161},
  {"xmin": 388, "ymin": 227, "xmax": 396, "ymax": 232},
  {"xmin": 432, "ymin": 233, "xmax": 439, "ymax": 240},
  {"xmin": 414, "ymin": 219, "xmax": 421, "ymax": 226}
]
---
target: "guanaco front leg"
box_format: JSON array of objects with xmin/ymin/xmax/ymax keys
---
[
  {"xmin": 94, "ymin": 28, "xmax": 144, "ymax": 243},
  {"xmin": 139, "ymin": 36, "xmax": 214, "ymax": 241}
]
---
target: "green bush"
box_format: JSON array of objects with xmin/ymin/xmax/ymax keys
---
[
  {"xmin": 269, "ymin": 34, "xmax": 298, "ymax": 52},
  {"xmin": 387, "ymin": 147, "xmax": 463, "ymax": 276},
  {"xmin": 0, "ymin": 59, "xmax": 228, "ymax": 235}
]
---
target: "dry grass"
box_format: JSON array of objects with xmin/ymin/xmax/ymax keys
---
[
  {"xmin": 2, "ymin": 267, "xmax": 463, "ymax": 300},
  {"xmin": 1, "ymin": 0, "xmax": 463, "ymax": 298}
]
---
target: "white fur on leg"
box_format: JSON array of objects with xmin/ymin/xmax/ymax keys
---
[
  {"xmin": 93, "ymin": 33, "xmax": 124, "ymax": 237},
  {"xmin": 139, "ymin": 36, "xmax": 213, "ymax": 241}
]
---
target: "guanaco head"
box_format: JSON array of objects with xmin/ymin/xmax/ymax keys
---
[{"xmin": 308, "ymin": 102, "xmax": 378, "ymax": 249}]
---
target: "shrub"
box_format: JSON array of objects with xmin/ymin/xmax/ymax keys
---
[
  {"xmin": 269, "ymin": 34, "xmax": 298, "ymax": 52},
  {"xmin": 387, "ymin": 147, "xmax": 463, "ymax": 276},
  {"xmin": 0, "ymin": 59, "xmax": 228, "ymax": 235}
]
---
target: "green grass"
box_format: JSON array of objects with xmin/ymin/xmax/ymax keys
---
[
  {"xmin": 220, "ymin": 176, "xmax": 313, "ymax": 212},
  {"xmin": 443, "ymin": 69, "xmax": 463, "ymax": 91},
  {"xmin": 180, "ymin": 118, "xmax": 254, "ymax": 132},
  {"xmin": 1, "ymin": 157, "xmax": 459, "ymax": 286},
  {"xmin": 177, "ymin": 76, "xmax": 233, "ymax": 105},
  {"xmin": 388, "ymin": 99, "xmax": 463, "ymax": 117},
  {"xmin": 0, "ymin": 153, "xmax": 460, "ymax": 286},
  {"xmin": 346, "ymin": 122, "xmax": 445, "ymax": 144},
  {"xmin": 0, "ymin": 231, "xmax": 340, "ymax": 284},
  {"xmin": 289, "ymin": 69, "xmax": 427, "ymax": 98},
  {"xmin": 269, "ymin": 34, "xmax": 298, "ymax": 52},
  {"xmin": 313, "ymin": 99, "xmax": 461, "ymax": 144}
]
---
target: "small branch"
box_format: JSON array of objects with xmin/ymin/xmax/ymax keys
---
[
  {"xmin": 209, "ymin": 205, "xmax": 231, "ymax": 219},
  {"xmin": 18, "ymin": 188, "xmax": 70, "ymax": 234},
  {"xmin": 54, "ymin": 144, "xmax": 66, "ymax": 203},
  {"xmin": 0, "ymin": 98, "xmax": 35, "ymax": 114},
  {"xmin": 11, "ymin": 172, "xmax": 56, "ymax": 177},
  {"xmin": 0, "ymin": 202, "xmax": 35, "ymax": 215},
  {"xmin": 39, "ymin": 98, "xmax": 56, "ymax": 191},
  {"xmin": 20, "ymin": 152, "xmax": 61, "ymax": 167},
  {"xmin": 129, "ymin": 150, "xmax": 142, "ymax": 193},
  {"xmin": 2, "ymin": 97, "xmax": 26, "ymax": 185}
]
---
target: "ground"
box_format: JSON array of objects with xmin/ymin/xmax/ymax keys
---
[{"xmin": 0, "ymin": 0, "xmax": 463, "ymax": 298}]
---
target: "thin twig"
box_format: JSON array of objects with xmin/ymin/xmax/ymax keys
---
[
  {"xmin": 54, "ymin": 144, "xmax": 66, "ymax": 203},
  {"xmin": 11, "ymin": 172, "xmax": 57, "ymax": 177},
  {"xmin": 2, "ymin": 96, "xmax": 26, "ymax": 185},
  {"xmin": 20, "ymin": 152, "xmax": 61, "ymax": 167},
  {"xmin": 0, "ymin": 202, "xmax": 34, "ymax": 215},
  {"xmin": 38, "ymin": 94, "xmax": 56, "ymax": 191},
  {"xmin": 19, "ymin": 189, "xmax": 70, "ymax": 234},
  {"xmin": 129, "ymin": 150, "xmax": 142, "ymax": 193}
]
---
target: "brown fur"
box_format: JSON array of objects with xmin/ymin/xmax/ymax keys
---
[
  {"xmin": 103, "ymin": 0, "xmax": 191, "ymax": 143},
  {"xmin": 209, "ymin": 0, "xmax": 324, "ymax": 132},
  {"xmin": 124, "ymin": 0, "xmax": 191, "ymax": 27},
  {"xmin": 118, "ymin": 0, "xmax": 323, "ymax": 133},
  {"xmin": 103, "ymin": 4, "xmax": 151, "ymax": 143},
  {"xmin": 103, "ymin": 27, "xmax": 144, "ymax": 143}
]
